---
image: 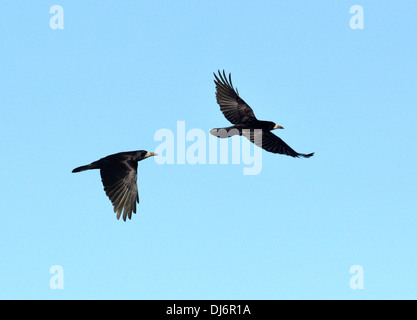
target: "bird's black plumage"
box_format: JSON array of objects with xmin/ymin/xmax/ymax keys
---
[
  {"xmin": 72, "ymin": 150, "xmax": 156, "ymax": 221},
  {"xmin": 210, "ymin": 70, "xmax": 314, "ymax": 158}
]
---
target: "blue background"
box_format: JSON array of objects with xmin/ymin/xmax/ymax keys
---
[{"xmin": 1, "ymin": 0, "xmax": 416, "ymax": 299}]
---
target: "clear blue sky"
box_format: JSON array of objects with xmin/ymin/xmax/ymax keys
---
[{"xmin": 1, "ymin": 0, "xmax": 416, "ymax": 299}]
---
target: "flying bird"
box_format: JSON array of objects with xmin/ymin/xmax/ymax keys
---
[
  {"xmin": 72, "ymin": 150, "xmax": 157, "ymax": 221},
  {"xmin": 210, "ymin": 70, "xmax": 314, "ymax": 158}
]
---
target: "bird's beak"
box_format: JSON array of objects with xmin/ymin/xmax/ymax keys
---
[
  {"xmin": 273, "ymin": 124, "xmax": 284, "ymax": 130},
  {"xmin": 145, "ymin": 152, "xmax": 158, "ymax": 158}
]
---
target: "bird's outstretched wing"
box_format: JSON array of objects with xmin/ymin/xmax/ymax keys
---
[
  {"xmin": 242, "ymin": 129, "xmax": 314, "ymax": 158},
  {"xmin": 99, "ymin": 160, "xmax": 139, "ymax": 221},
  {"xmin": 214, "ymin": 70, "xmax": 257, "ymax": 125}
]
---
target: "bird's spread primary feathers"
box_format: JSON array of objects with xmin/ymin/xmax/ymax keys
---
[{"xmin": 211, "ymin": 70, "xmax": 314, "ymax": 158}]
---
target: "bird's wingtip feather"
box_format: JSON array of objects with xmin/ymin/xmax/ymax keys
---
[{"xmin": 302, "ymin": 152, "xmax": 314, "ymax": 158}]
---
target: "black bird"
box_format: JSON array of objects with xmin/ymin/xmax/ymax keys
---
[
  {"xmin": 72, "ymin": 150, "xmax": 157, "ymax": 221},
  {"xmin": 210, "ymin": 70, "xmax": 314, "ymax": 158}
]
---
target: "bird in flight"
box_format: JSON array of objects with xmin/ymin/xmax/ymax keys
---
[
  {"xmin": 72, "ymin": 150, "xmax": 157, "ymax": 221},
  {"xmin": 210, "ymin": 70, "xmax": 314, "ymax": 158}
]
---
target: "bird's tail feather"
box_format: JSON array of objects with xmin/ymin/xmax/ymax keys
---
[
  {"xmin": 72, "ymin": 161, "xmax": 100, "ymax": 173},
  {"xmin": 210, "ymin": 127, "xmax": 240, "ymax": 139}
]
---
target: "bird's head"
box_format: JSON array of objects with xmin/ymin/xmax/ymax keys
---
[
  {"xmin": 138, "ymin": 150, "xmax": 158, "ymax": 161},
  {"xmin": 271, "ymin": 123, "xmax": 284, "ymax": 130}
]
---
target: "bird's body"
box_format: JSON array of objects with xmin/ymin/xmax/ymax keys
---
[
  {"xmin": 211, "ymin": 120, "xmax": 277, "ymax": 136},
  {"xmin": 72, "ymin": 150, "xmax": 156, "ymax": 221},
  {"xmin": 211, "ymin": 70, "xmax": 314, "ymax": 158}
]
